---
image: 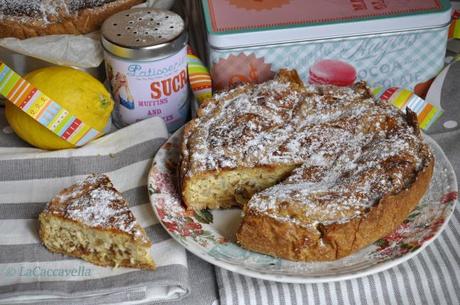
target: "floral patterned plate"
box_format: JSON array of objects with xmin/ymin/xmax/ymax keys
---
[{"xmin": 148, "ymin": 128, "xmax": 458, "ymax": 283}]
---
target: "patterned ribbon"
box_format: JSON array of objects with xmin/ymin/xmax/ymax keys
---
[
  {"xmin": 187, "ymin": 47, "xmax": 212, "ymax": 104},
  {"xmin": 449, "ymin": 9, "xmax": 460, "ymax": 39},
  {"xmin": 0, "ymin": 62, "xmax": 102, "ymax": 147},
  {"xmin": 373, "ymin": 87, "xmax": 442, "ymax": 130}
]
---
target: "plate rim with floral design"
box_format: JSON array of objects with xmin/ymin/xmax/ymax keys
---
[{"xmin": 148, "ymin": 127, "xmax": 458, "ymax": 283}]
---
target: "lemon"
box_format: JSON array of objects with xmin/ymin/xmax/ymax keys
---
[{"xmin": 5, "ymin": 66, "xmax": 114, "ymax": 150}]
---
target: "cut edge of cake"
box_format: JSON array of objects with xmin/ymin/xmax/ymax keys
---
[
  {"xmin": 180, "ymin": 69, "xmax": 306, "ymax": 210},
  {"xmin": 38, "ymin": 174, "xmax": 155, "ymax": 270}
]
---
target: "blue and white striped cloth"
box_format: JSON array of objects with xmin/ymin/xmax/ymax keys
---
[{"xmin": 0, "ymin": 113, "xmax": 192, "ymax": 305}]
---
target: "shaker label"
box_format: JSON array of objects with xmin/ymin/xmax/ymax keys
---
[{"xmin": 105, "ymin": 46, "xmax": 188, "ymax": 130}]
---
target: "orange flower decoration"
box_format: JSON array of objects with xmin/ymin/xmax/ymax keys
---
[{"xmin": 212, "ymin": 53, "xmax": 275, "ymax": 91}]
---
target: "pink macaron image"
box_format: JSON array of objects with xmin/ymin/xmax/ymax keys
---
[{"xmin": 309, "ymin": 59, "xmax": 357, "ymax": 86}]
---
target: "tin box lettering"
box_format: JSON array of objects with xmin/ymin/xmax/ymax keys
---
[{"xmin": 202, "ymin": 0, "xmax": 451, "ymax": 93}]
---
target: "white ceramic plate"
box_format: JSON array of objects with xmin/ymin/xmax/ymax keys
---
[{"xmin": 148, "ymin": 128, "xmax": 458, "ymax": 283}]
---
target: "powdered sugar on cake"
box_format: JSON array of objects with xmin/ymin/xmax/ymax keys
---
[
  {"xmin": 66, "ymin": 187, "xmax": 135, "ymax": 229},
  {"xmin": 46, "ymin": 174, "xmax": 147, "ymax": 242},
  {"xmin": 183, "ymin": 74, "xmax": 433, "ymax": 226}
]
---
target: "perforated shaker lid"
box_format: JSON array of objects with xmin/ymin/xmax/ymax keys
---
[{"xmin": 101, "ymin": 8, "xmax": 187, "ymax": 60}]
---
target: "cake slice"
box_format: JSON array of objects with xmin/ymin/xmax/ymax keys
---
[{"xmin": 38, "ymin": 174, "xmax": 155, "ymax": 270}]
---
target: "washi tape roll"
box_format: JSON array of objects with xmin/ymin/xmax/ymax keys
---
[
  {"xmin": 187, "ymin": 47, "xmax": 212, "ymax": 104},
  {"xmin": 0, "ymin": 62, "xmax": 102, "ymax": 147},
  {"xmin": 449, "ymin": 9, "xmax": 460, "ymax": 39},
  {"xmin": 373, "ymin": 87, "xmax": 443, "ymax": 130}
]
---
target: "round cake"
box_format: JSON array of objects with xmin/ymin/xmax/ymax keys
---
[
  {"xmin": 0, "ymin": 0, "xmax": 145, "ymax": 39},
  {"xmin": 180, "ymin": 69, "xmax": 434, "ymax": 261}
]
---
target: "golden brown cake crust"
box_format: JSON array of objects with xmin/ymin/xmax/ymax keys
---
[
  {"xmin": 236, "ymin": 158, "xmax": 434, "ymax": 261},
  {"xmin": 0, "ymin": 0, "xmax": 144, "ymax": 39},
  {"xmin": 180, "ymin": 69, "xmax": 435, "ymax": 261}
]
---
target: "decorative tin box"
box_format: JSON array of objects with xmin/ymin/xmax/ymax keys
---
[{"xmin": 201, "ymin": 0, "xmax": 451, "ymax": 92}]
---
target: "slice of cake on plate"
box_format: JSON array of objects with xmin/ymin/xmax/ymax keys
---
[{"xmin": 38, "ymin": 174, "xmax": 155, "ymax": 270}]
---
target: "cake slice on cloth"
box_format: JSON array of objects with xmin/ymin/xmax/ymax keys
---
[{"xmin": 38, "ymin": 174, "xmax": 155, "ymax": 270}]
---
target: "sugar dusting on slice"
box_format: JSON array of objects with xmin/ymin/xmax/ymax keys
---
[{"xmin": 46, "ymin": 174, "xmax": 148, "ymax": 243}]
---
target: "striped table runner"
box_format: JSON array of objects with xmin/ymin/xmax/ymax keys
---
[
  {"xmin": 215, "ymin": 129, "xmax": 460, "ymax": 305},
  {"xmin": 0, "ymin": 113, "xmax": 191, "ymax": 305}
]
